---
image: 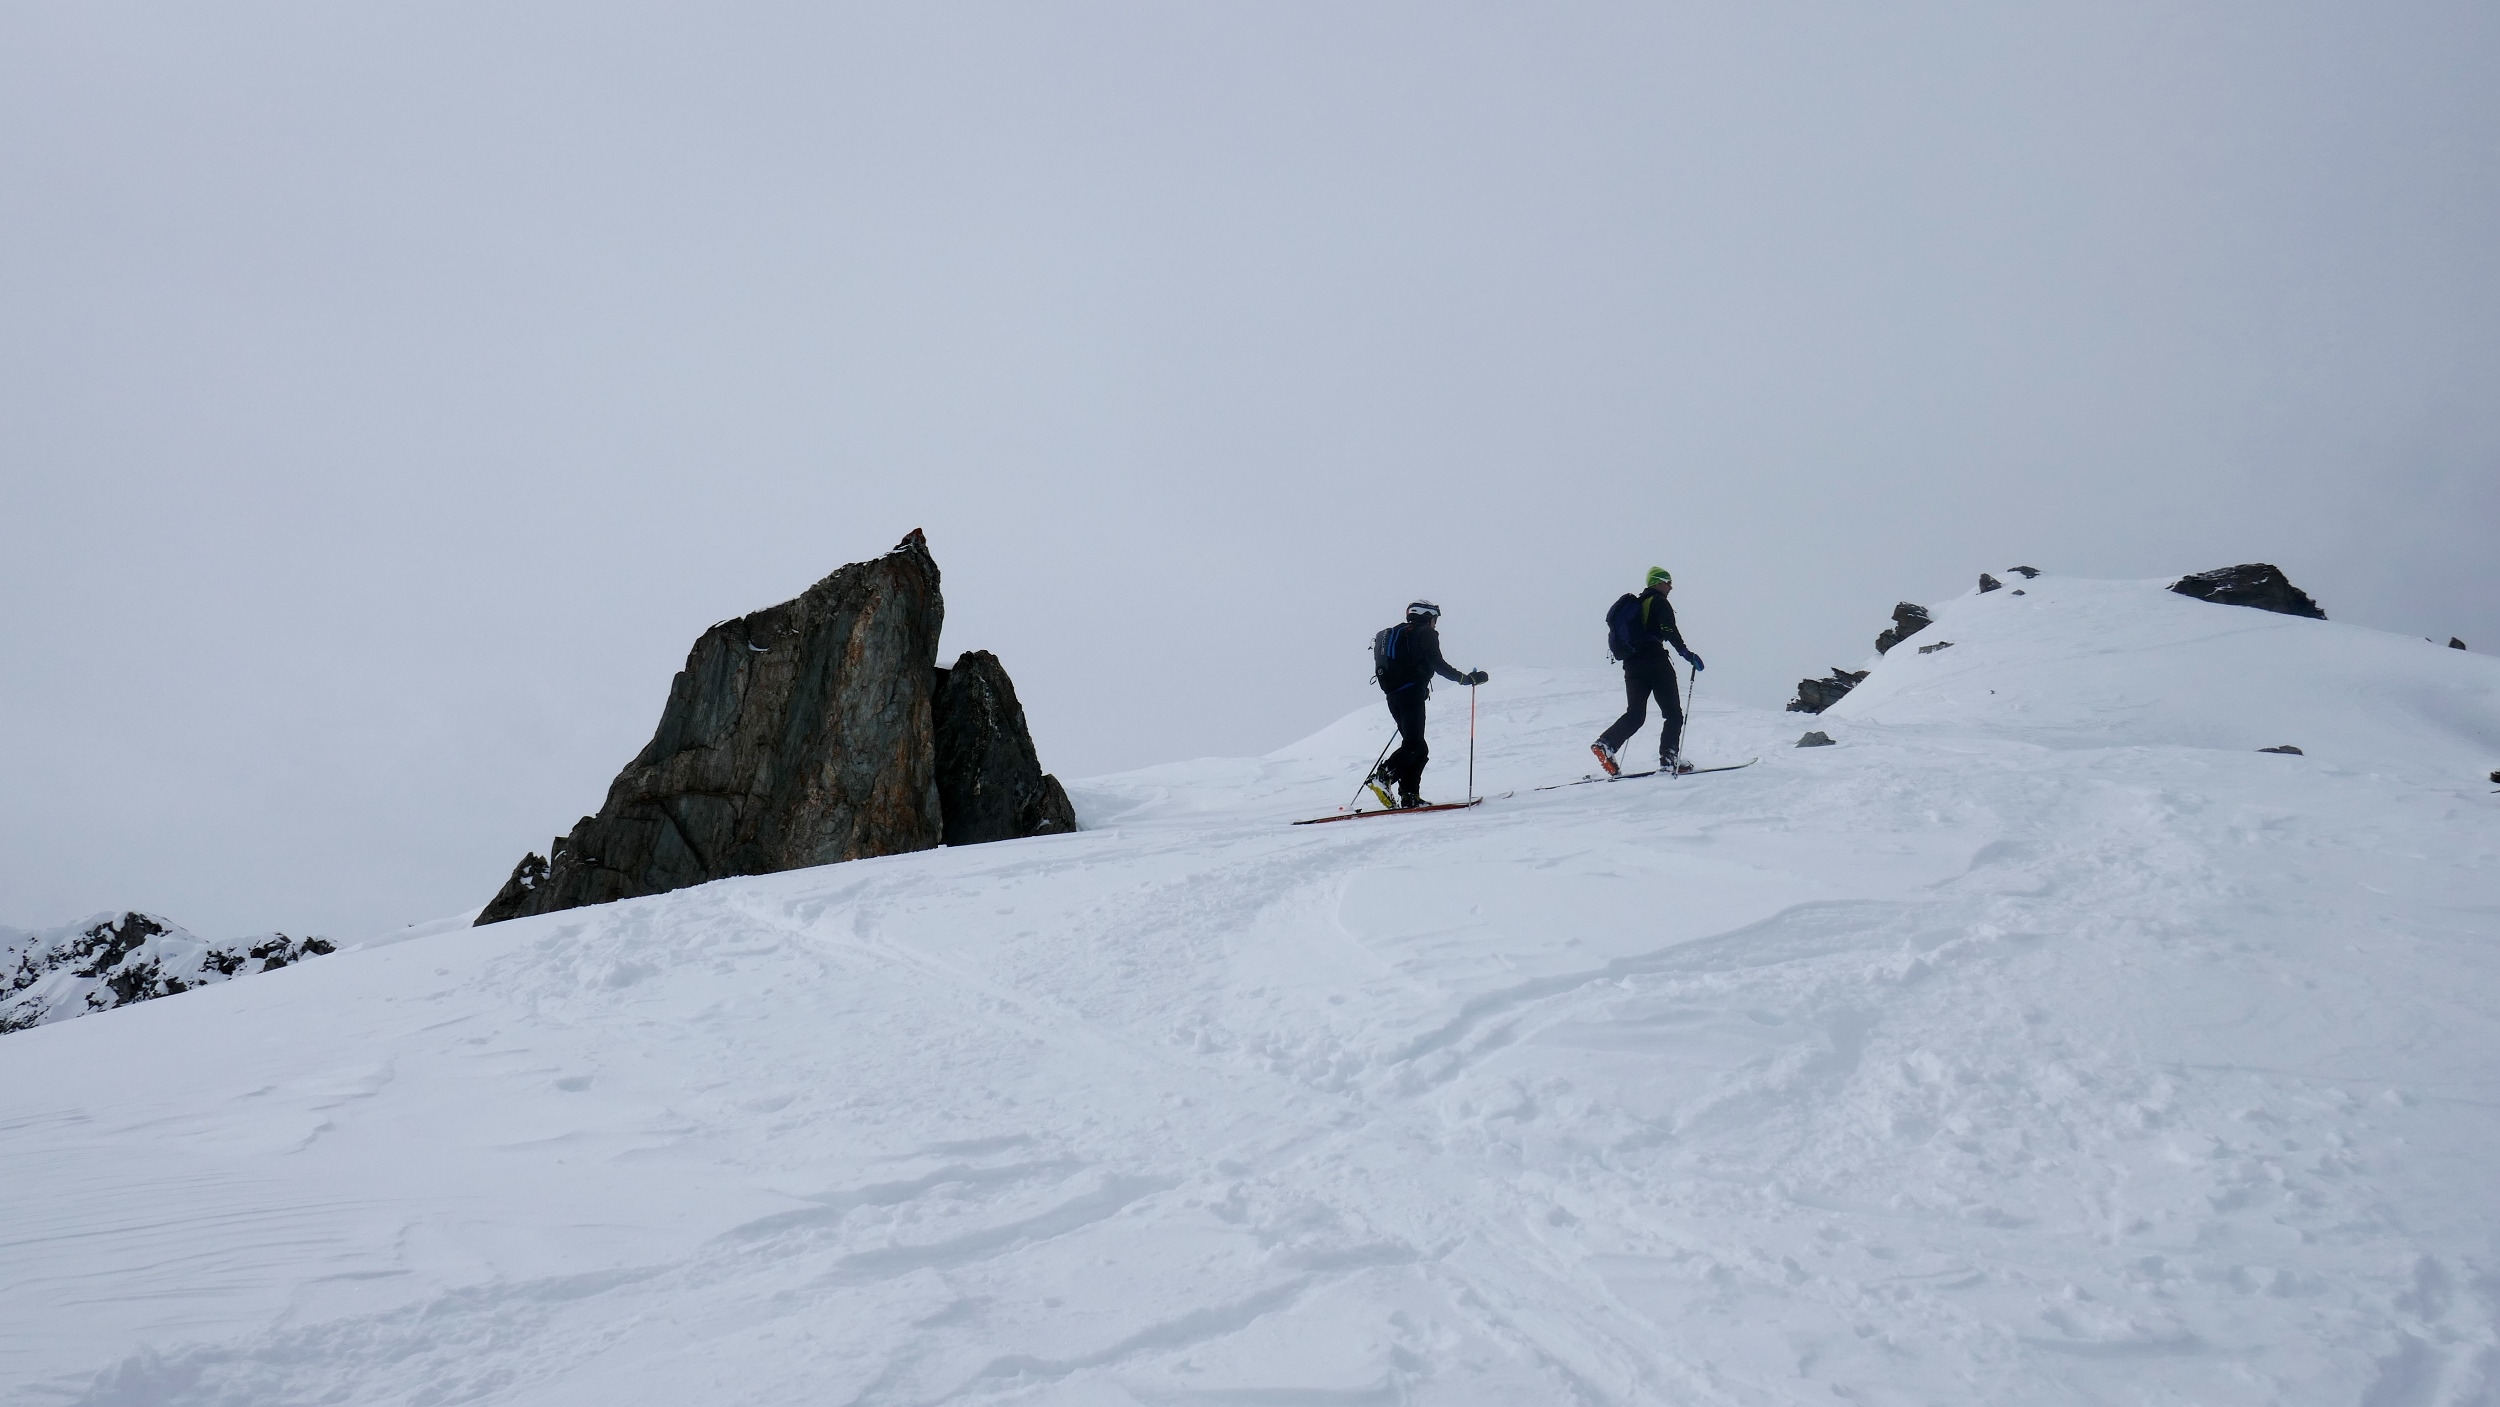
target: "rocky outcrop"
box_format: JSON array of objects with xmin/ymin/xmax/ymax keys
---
[
  {"xmin": 1875, "ymin": 603, "xmax": 1932, "ymax": 655},
  {"xmin": 3, "ymin": 912, "xmax": 333, "ymax": 1033},
  {"xmin": 1788, "ymin": 668, "xmax": 1869, "ymax": 714},
  {"xmin": 2168, "ymin": 564, "xmax": 2326, "ymax": 620},
  {"xmin": 2451, "ymin": 638, "xmax": 2468, "ymax": 650},
  {"xmin": 1796, "ymin": 731, "xmax": 1836, "ymax": 748},
  {"xmin": 1789, "ymin": 577, "xmax": 2010, "ymax": 712},
  {"xmin": 479, "ymin": 531, "xmax": 945, "ymax": 926},
  {"xmin": 479, "ymin": 531, "xmax": 1076, "ymax": 927},
  {"xmin": 934, "ymin": 652, "xmax": 1078, "ymax": 847}
]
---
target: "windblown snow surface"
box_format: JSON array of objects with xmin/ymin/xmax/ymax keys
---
[{"xmin": 4, "ymin": 575, "xmax": 2497, "ymax": 1406}]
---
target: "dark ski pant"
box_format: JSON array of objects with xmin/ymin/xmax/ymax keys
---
[
  {"xmin": 1382, "ymin": 685, "xmax": 1430, "ymax": 793},
  {"xmin": 1598, "ymin": 654, "xmax": 1683, "ymax": 764}
]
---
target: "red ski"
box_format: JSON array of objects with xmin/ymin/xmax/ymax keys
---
[{"xmin": 1293, "ymin": 798, "xmax": 1485, "ymax": 826}]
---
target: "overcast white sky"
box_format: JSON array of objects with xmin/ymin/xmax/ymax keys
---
[{"xmin": 6, "ymin": 2, "xmax": 2495, "ymax": 940}]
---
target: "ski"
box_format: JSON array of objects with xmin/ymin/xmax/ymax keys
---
[
  {"xmin": 1533, "ymin": 758, "xmax": 1758, "ymax": 791},
  {"xmin": 1294, "ymin": 798, "xmax": 1485, "ymax": 826}
]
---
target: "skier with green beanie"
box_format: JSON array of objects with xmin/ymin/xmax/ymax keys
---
[{"xmin": 1593, "ymin": 567, "xmax": 1704, "ymax": 776}]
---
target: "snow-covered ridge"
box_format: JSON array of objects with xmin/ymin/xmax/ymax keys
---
[
  {"xmin": 1827, "ymin": 572, "xmax": 2499, "ymax": 770},
  {"xmin": 0, "ymin": 575, "xmax": 2494, "ymax": 1404},
  {"xmin": 1, "ymin": 911, "xmax": 334, "ymax": 1033}
]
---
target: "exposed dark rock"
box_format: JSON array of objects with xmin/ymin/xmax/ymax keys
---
[
  {"xmin": 1875, "ymin": 603, "xmax": 1932, "ymax": 655},
  {"xmin": 1796, "ymin": 731, "xmax": 1836, "ymax": 748},
  {"xmin": 1978, "ymin": 573, "xmax": 2002, "ymax": 594},
  {"xmin": 2012, "ymin": 589, "xmax": 2026, "ymax": 596},
  {"xmin": 933, "ymin": 651, "xmax": 1078, "ymax": 847},
  {"xmin": 1788, "ymin": 668, "xmax": 1869, "ymax": 714},
  {"xmin": 478, "ymin": 532, "xmax": 1077, "ymax": 927},
  {"xmin": 2168, "ymin": 564, "xmax": 2326, "ymax": 620},
  {"xmin": 250, "ymin": 935, "xmax": 331, "ymax": 970},
  {"xmin": 2009, "ymin": 566, "xmax": 2040, "ymax": 578},
  {"xmin": 67, "ymin": 911, "xmax": 167, "ymax": 980},
  {"xmin": 484, "ymin": 851, "xmax": 551, "ymax": 917},
  {"xmin": 2259, "ymin": 745, "xmax": 2305, "ymax": 755},
  {"xmin": 1917, "ymin": 640, "xmax": 1955, "ymax": 655},
  {"xmin": 479, "ymin": 531, "xmax": 948, "ymax": 926},
  {"xmin": 3, "ymin": 912, "xmax": 333, "ymax": 1033},
  {"xmin": 2452, "ymin": 638, "xmax": 2468, "ymax": 650}
]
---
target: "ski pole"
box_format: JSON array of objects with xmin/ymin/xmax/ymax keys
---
[
  {"xmin": 1468, "ymin": 683, "xmax": 1479, "ymax": 801},
  {"xmin": 1349, "ymin": 731, "xmax": 1397, "ymax": 810},
  {"xmin": 1679, "ymin": 665, "xmax": 1698, "ymax": 775}
]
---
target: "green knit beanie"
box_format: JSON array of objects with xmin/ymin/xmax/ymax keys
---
[{"xmin": 1645, "ymin": 567, "xmax": 1673, "ymax": 589}]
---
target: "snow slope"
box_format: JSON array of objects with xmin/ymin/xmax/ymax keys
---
[{"xmin": 3, "ymin": 575, "xmax": 2496, "ymax": 1406}]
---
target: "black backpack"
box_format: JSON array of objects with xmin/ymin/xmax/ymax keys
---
[{"xmin": 1605, "ymin": 593, "xmax": 1642, "ymax": 661}]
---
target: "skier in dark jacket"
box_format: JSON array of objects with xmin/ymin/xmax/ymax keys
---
[
  {"xmin": 1593, "ymin": 568, "xmax": 1705, "ymax": 776},
  {"xmin": 1373, "ymin": 600, "xmax": 1487, "ymax": 807}
]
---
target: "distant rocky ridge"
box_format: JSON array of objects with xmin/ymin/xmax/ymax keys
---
[
  {"xmin": 2, "ymin": 912, "xmax": 334, "ymax": 1034},
  {"xmin": 478, "ymin": 531, "xmax": 1075, "ymax": 927}
]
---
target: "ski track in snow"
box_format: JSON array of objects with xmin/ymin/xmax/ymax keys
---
[{"xmin": 5, "ymin": 576, "xmax": 2499, "ymax": 1405}]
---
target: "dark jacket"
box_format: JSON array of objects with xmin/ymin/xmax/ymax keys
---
[
  {"xmin": 1610, "ymin": 587, "xmax": 1690, "ymax": 661},
  {"xmin": 1376, "ymin": 621, "xmax": 1471, "ymax": 695}
]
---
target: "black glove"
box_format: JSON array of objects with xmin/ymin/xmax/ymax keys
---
[
  {"xmin": 1681, "ymin": 651, "xmax": 1705, "ymax": 672},
  {"xmin": 1465, "ymin": 670, "xmax": 1489, "ymax": 686}
]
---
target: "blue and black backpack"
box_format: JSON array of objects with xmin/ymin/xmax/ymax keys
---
[{"xmin": 1370, "ymin": 623, "xmax": 1404, "ymax": 684}]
